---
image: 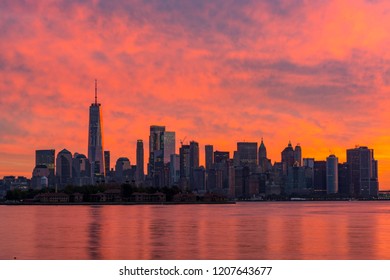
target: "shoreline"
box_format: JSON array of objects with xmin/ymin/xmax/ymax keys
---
[{"xmin": 1, "ymin": 199, "xmax": 390, "ymax": 206}]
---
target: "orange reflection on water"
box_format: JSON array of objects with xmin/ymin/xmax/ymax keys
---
[{"xmin": 2, "ymin": 202, "xmax": 390, "ymax": 259}]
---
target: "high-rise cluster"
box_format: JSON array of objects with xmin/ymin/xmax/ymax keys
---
[{"xmin": 28, "ymin": 83, "xmax": 379, "ymax": 198}]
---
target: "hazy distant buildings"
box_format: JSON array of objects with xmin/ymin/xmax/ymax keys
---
[{"xmin": 88, "ymin": 80, "xmax": 105, "ymax": 177}]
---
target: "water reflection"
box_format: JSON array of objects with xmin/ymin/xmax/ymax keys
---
[
  {"xmin": 88, "ymin": 205, "xmax": 102, "ymax": 260},
  {"xmin": 2, "ymin": 202, "xmax": 390, "ymax": 259}
]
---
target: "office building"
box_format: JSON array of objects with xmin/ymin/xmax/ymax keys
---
[
  {"xmin": 347, "ymin": 146, "xmax": 378, "ymax": 197},
  {"xmin": 148, "ymin": 125, "xmax": 165, "ymax": 176},
  {"xmin": 326, "ymin": 155, "xmax": 338, "ymax": 194},
  {"xmin": 205, "ymin": 145, "xmax": 213, "ymax": 171},
  {"xmin": 104, "ymin": 151, "xmax": 110, "ymax": 177},
  {"xmin": 162, "ymin": 131, "xmax": 175, "ymax": 163},
  {"xmin": 88, "ymin": 80, "xmax": 105, "ymax": 176},
  {"xmin": 35, "ymin": 149, "xmax": 55, "ymax": 187},
  {"xmin": 189, "ymin": 141, "xmax": 199, "ymax": 190},
  {"xmin": 237, "ymin": 142, "xmax": 258, "ymax": 172},
  {"xmin": 56, "ymin": 149, "xmax": 73, "ymax": 187},
  {"xmin": 136, "ymin": 140, "xmax": 144, "ymax": 182}
]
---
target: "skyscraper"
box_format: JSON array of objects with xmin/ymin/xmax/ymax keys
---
[
  {"xmin": 148, "ymin": 125, "xmax": 165, "ymax": 176},
  {"xmin": 258, "ymin": 138, "xmax": 272, "ymax": 173},
  {"xmin": 347, "ymin": 146, "xmax": 378, "ymax": 197},
  {"xmin": 35, "ymin": 149, "xmax": 55, "ymax": 186},
  {"xmin": 326, "ymin": 155, "xmax": 338, "ymax": 194},
  {"xmin": 189, "ymin": 141, "xmax": 200, "ymax": 190},
  {"xmin": 104, "ymin": 151, "xmax": 110, "ymax": 176},
  {"xmin": 56, "ymin": 149, "xmax": 73, "ymax": 187},
  {"xmin": 294, "ymin": 144, "xmax": 302, "ymax": 166},
  {"xmin": 205, "ymin": 145, "xmax": 213, "ymax": 171},
  {"xmin": 162, "ymin": 131, "xmax": 175, "ymax": 163},
  {"xmin": 237, "ymin": 142, "xmax": 258, "ymax": 172},
  {"xmin": 88, "ymin": 80, "xmax": 105, "ymax": 176},
  {"xmin": 136, "ymin": 140, "xmax": 144, "ymax": 182},
  {"xmin": 179, "ymin": 144, "xmax": 190, "ymax": 190}
]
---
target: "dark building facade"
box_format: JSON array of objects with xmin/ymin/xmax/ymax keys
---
[
  {"xmin": 88, "ymin": 80, "xmax": 105, "ymax": 177},
  {"xmin": 347, "ymin": 146, "xmax": 378, "ymax": 197}
]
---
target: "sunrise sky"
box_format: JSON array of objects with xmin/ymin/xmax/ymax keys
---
[{"xmin": 1, "ymin": 0, "xmax": 389, "ymax": 188}]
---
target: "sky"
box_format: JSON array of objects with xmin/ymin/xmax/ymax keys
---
[{"xmin": 1, "ymin": 0, "xmax": 389, "ymax": 188}]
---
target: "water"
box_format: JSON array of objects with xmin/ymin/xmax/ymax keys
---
[{"xmin": 1, "ymin": 201, "xmax": 390, "ymax": 260}]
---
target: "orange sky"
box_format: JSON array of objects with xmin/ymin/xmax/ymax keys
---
[{"xmin": 0, "ymin": 0, "xmax": 389, "ymax": 188}]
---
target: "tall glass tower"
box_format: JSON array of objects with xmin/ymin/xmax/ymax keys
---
[{"xmin": 88, "ymin": 80, "xmax": 105, "ymax": 176}]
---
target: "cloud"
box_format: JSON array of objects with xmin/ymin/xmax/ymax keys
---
[{"xmin": 0, "ymin": 0, "xmax": 389, "ymax": 187}]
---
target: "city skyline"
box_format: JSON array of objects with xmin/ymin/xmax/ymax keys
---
[{"xmin": 0, "ymin": 0, "xmax": 389, "ymax": 188}]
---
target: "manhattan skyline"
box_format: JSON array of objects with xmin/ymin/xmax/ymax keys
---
[{"xmin": 0, "ymin": 1, "xmax": 389, "ymax": 188}]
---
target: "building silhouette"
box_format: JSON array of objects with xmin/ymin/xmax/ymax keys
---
[
  {"xmin": 56, "ymin": 149, "xmax": 73, "ymax": 187},
  {"xmin": 88, "ymin": 80, "xmax": 105, "ymax": 177},
  {"xmin": 347, "ymin": 146, "xmax": 378, "ymax": 197},
  {"xmin": 72, "ymin": 153, "xmax": 91, "ymax": 186},
  {"xmin": 189, "ymin": 141, "xmax": 199, "ymax": 190},
  {"xmin": 35, "ymin": 149, "xmax": 55, "ymax": 187},
  {"xmin": 205, "ymin": 145, "xmax": 213, "ymax": 172},
  {"xmin": 179, "ymin": 144, "xmax": 190, "ymax": 190},
  {"xmin": 136, "ymin": 140, "xmax": 144, "ymax": 182},
  {"xmin": 162, "ymin": 131, "xmax": 175, "ymax": 164},
  {"xmin": 104, "ymin": 151, "xmax": 110, "ymax": 177},
  {"xmin": 148, "ymin": 125, "xmax": 165, "ymax": 177},
  {"xmin": 237, "ymin": 142, "xmax": 258, "ymax": 172}
]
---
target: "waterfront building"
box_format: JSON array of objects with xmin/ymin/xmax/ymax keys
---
[{"xmin": 88, "ymin": 80, "xmax": 105, "ymax": 177}]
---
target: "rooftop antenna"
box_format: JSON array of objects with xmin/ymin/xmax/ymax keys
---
[{"xmin": 95, "ymin": 79, "xmax": 98, "ymax": 105}]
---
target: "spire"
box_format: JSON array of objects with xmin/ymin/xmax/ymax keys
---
[{"xmin": 95, "ymin": 79, "xmax": 98, "ymax": 105}]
